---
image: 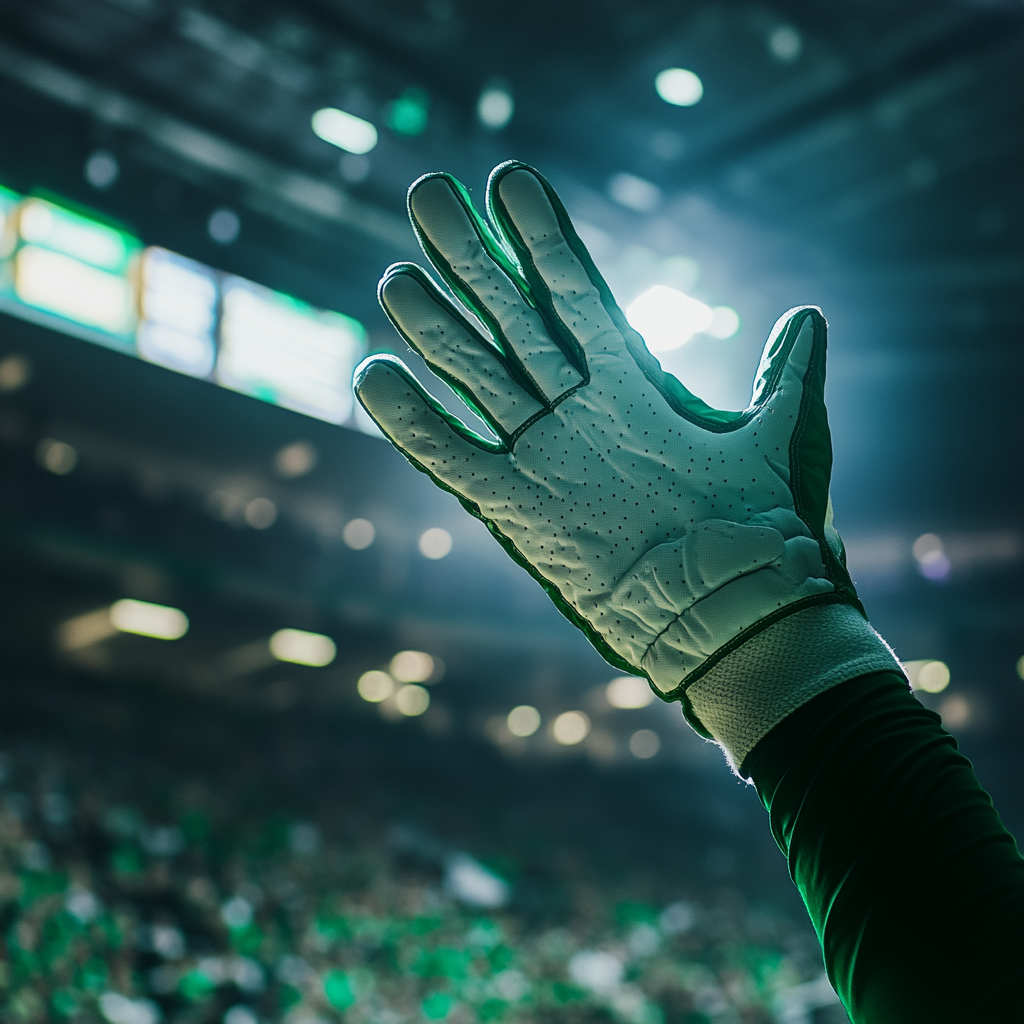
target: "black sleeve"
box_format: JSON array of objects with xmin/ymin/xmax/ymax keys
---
[{"xmin": 744, "ymin": 671, "xmax": 1024, "ymax": 1023}]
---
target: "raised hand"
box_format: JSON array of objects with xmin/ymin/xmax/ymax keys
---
[{"xmin": 355, "ymin": 162, "xmax": 861, "ymax": 706}]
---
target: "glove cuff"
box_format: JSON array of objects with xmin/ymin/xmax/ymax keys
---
[{"xmin": 684, "ymin": 603, "xmax": 904, "ymax": 776}]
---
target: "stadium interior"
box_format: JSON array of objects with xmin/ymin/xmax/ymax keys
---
[{"xmin": 0, "ymin": 1, "xmax": 1021, "ymax": 1022}]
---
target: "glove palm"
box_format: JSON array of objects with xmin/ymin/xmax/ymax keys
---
[{"xmin": 355, "ymin": 163, "xmax": 861, "ymax": 714}]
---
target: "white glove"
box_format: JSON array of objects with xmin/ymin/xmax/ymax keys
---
[{"xmin": 355, "ymin": 162, "xmax": 899, "ymax": 760}]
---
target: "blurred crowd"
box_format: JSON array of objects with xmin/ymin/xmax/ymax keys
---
[{"xmin": 0, "ymin": 713, "xmax": 837, "ymax": 1024}]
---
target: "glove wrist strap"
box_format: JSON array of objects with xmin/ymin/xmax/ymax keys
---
[{"xmin": 684, "ymin": 603, "xmax": 904, "ymax": 776}]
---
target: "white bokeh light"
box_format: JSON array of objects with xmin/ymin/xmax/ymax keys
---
[
  {"xmin": 904, "ymin": 659, "xmax": 951, "ymax": 694},
  {"xmin": 655, "ymin": 68, "xmax": 703, "ymax": 107},
  {"xmin": 343, "ymin": 518, "xmax": 375, "ymax": 550},
  {"xmin": 552, "ymin": 710, "xmax": 590, "ymax": 746},
  {"xmin": 357, "ymin": 670, "xmax": 394, "ymax": 702},
  {"xmin": 477, "ymin": 86, "xmax": 514, "ymax": 129},
  {"xmin": 606, "ymin": 676, "xmax": 655, "ymax": 709},
  {"xmin": 419, "ymin": 527, "xmax": 452, "ymax": 559},
  {"xmin": 395, "ymin": 683, "xmax": 430, "ymax": 716},
  {"xmin": 390, "ymin": 650, "xmax": 434, "ymax": 683},
  {"xmin": 506, "ymin": 705, "xmax": 541, "ymax": 737}
]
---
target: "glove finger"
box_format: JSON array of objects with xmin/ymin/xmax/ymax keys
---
[
  {"xmin": 487, "ymin": 162, "xmax": 631, "ymax": 363},
  {"xmin": 407, "ymin": 173, "xmax": 583, "ymax": 404},
  {"xmin": 354, "ymin": 354, "xmax": 503, "ymax": 498},
  {"xmin": 379, "ymin": 264, "xmax": 546, "ymax": 444},
  {"xmin": 751, "ymin": 306, "xmax": 836, "ymax": 542},
  {"xmin": 750, "ymin": 306, "xmax": 825, "ymax": 418},
  {"xmin": 490, "ymin": 162, "xmax": 751, "ymax": 432}
]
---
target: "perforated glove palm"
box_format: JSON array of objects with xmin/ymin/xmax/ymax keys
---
[{"xmin": 355, "ymin": 163, "xmax": 896, "ymax": 746}]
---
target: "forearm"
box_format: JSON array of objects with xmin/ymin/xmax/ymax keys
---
[{"xmin": 745, "ymin": 671, "xmax": 1024, "ymax": 1021}]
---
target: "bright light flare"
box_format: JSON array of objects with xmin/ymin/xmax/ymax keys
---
[
  {"xmin": 655, "ymin": 68, "xmax": 703, "ymax": 107},
  {"xmin": 606, "ymin": 676, "xmax": 655, "ymax": 709},
  {"xmin": 109, "ymin": 599, "xmax": 189, "ymax": 640},
  {"xmin": 244, "ymin": 497, "xmax": 277, "ymax": 530},
  {"xmin": 626, "ymin": 285, "xmax": 713, "ymax": 352},
  {"xmin": 311, "ymin": 108, "xmax": 378, "ymax": 154},
  {"xmin": 568, "ymin": 950, "xmax": 623, "ymax": 993},
  {"xmin": 269, "ymin": 628, "xmax": 336, "ymax": 667}
]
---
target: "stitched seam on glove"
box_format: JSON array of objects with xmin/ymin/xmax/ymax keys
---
[
  {"xmin": 508, "ymin": 380, "xmax": 588, "ymax": 448},
  {"xmin": 684, "ymin": 603, "xmax": 904, "ymax": 775},
  {"xmin": 668, "ymin": 591, "xmax": 851, "ymax": 704}
]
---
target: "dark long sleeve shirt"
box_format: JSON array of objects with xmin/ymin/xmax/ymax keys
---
[{"xmin": 745, "ymin": 671, "xmax": 1024, "ymax": 1021}]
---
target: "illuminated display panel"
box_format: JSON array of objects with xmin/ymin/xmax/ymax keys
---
[
  {"xmin": 15, "ymin": 245, "xmax": 136, "ymax": 336},
  {"xmin": 217, "ymin": 277, "xmax": 365, "ymax": 424},
  {"xmin": 0, "ymin": 184, "xmax": 367, "ymax": 428},
  {"xmin": 4, "ymin": 197, "xmax": 141, "ymax": 347},
  {"xmin": 137, "ymin": 247, "xmax": 217, "ymax": 378},
  {"xmin": 18, "ymin": 198, "xmax": 136, "ymax": 273}
]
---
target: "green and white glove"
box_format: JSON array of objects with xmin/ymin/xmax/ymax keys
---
[{"xmin": 354, "ymin": 162, "xmax": 900, "ymax": 770}]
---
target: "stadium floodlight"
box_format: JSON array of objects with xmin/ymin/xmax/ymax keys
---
[
  {"xmin": 655, "ymin": 68, "xmax": 703, "ymax": 106},
  {"xmin": 109, "ymin": 599, "xmax": 189, "ymax": 640},
  {"xmin": 311, "ymin": 107, "xmax": 378, "ymax": 154},
  {"xmin": 269, "ymin": 628, "xmax": 337, "ymax": 667}
]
